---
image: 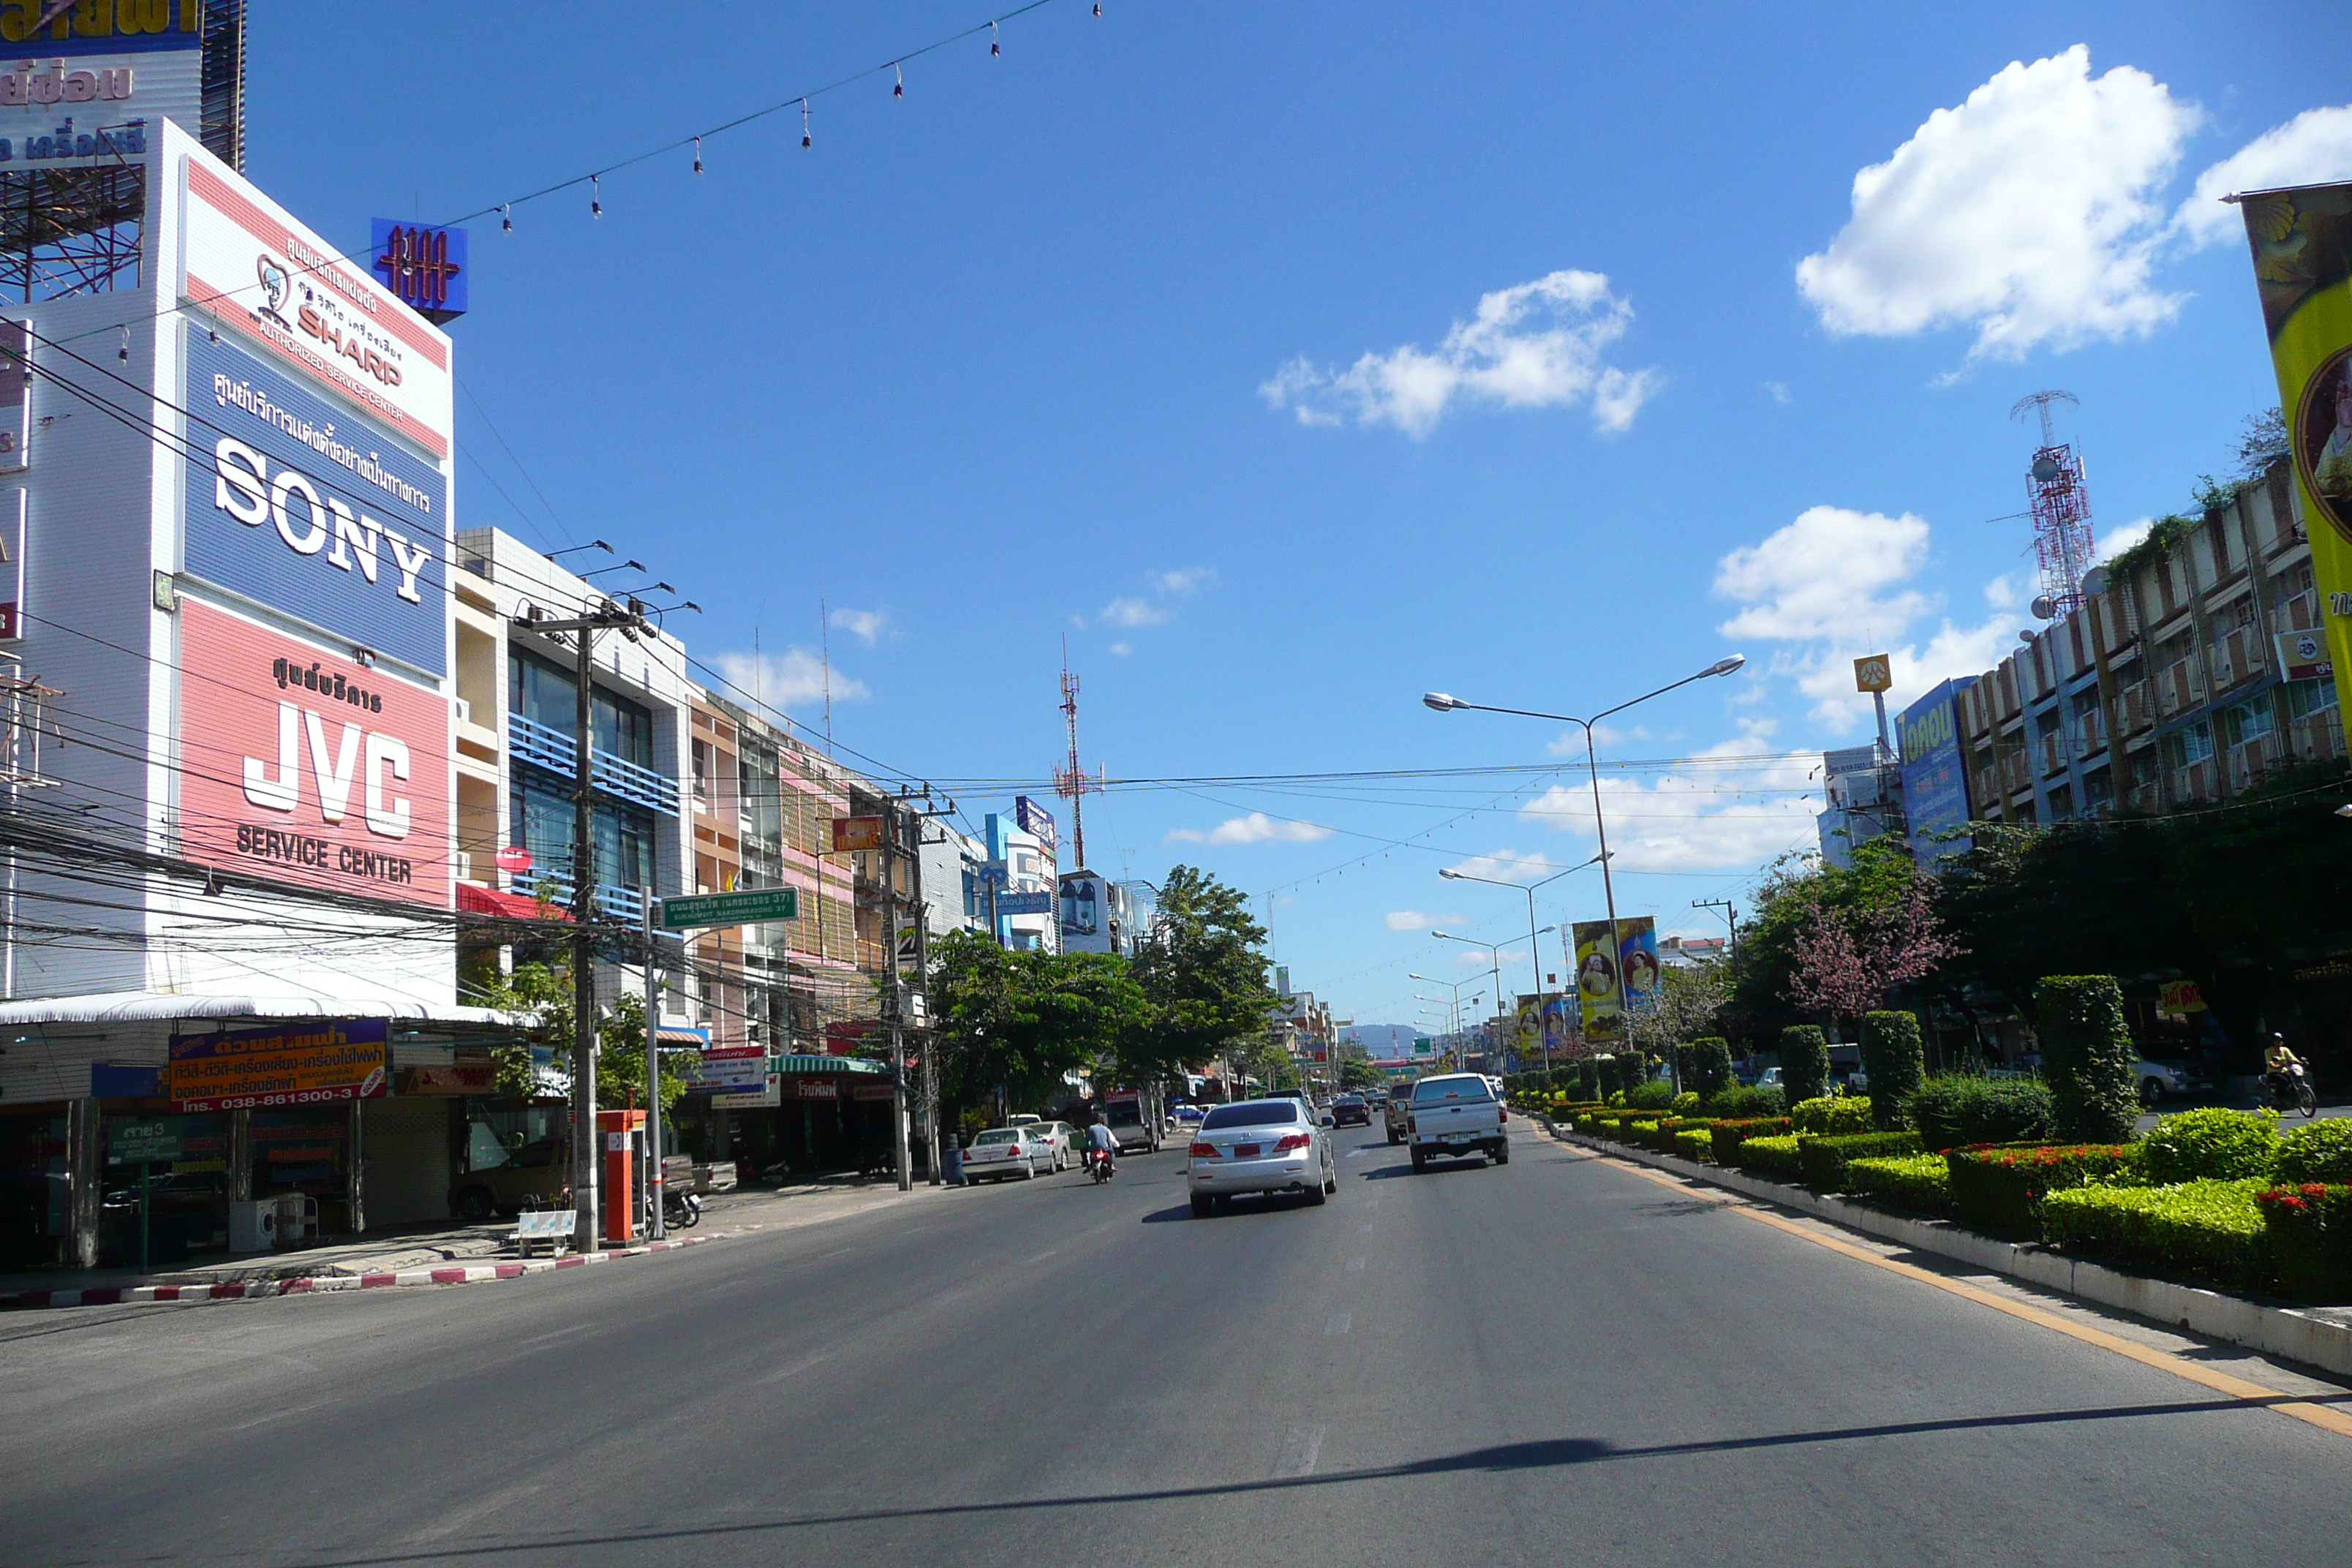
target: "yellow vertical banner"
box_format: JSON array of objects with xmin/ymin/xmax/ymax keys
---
[{"xmin": 2237, "ymin": 182, "xmax": 2352, "ymax": 719}]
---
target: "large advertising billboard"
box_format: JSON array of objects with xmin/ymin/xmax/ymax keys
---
[
  {"xmin": 1898, "ymin": 677, "xmax": 1975, "ymax": 869},
  {"xmin": 2237, "ymin": 184, "xmax": 2352, "ymax": 721},
  {"xmin": 1618, "ymin": 917, "xmax": 1660, "ymax": 1012},
  {"xmin": 0, "ymin": 3, "xmax": 208, "ymax": 173},
  {"xmin": 1014, "ymin": 794, "xmax": 1058, "ymax": 857},
  {"xmin": 167, "ymin": 1017, "xmax": 389, "ymax": 1113},
  {"xmin": 175, "ymin": 598, "xmax": 452, "ymax": 909},
  {"xmin": 185, "ymin": 328, "xmax": 447, "ymax": 675},
  {"xmin": 1571, "ymin": 921, "xmax": 1621, "ymax": 1044},
  {"xmin": 181, "ymin": 154, "xmax": 453, "ymax": 461}
]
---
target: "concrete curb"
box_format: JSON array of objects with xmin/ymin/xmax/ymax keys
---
[
  {"xmin": 0, "ymin": 1233, "xmax": 720, "ymax": 1311},
  {"xmin": 1539, "ymin": 1118, "xmax": 2352, "ymax": 1378}
]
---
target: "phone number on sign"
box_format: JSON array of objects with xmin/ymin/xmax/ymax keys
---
[{"xmin": 176, "ymin": 1087, "xmax": 371, "ymax": 1112}]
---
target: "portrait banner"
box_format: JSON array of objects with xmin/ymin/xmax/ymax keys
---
[{"xmin": 1572, "ymin": 921, "xmax": 1621, "ymax": 1042}]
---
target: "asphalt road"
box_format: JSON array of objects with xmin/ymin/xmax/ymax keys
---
[{"xmin": 2, "ymin": 1124, "xmax": 2348, "ymax": 1567}]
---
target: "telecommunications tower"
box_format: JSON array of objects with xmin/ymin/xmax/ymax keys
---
[
  {"xmin": 1054, "ymin": 643, "xmax": 1104, "ymax": 870},
  {"xmin": 2012, "ymin": 391, "xmax": 2096, "ymax": 619}
]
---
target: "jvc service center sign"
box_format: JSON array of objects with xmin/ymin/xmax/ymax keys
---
[{"xmin": 185, "ymin": 329, "xmax": 448, "ymax": 676}]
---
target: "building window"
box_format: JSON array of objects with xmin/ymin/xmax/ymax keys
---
[
  {"xmin": 509, "ymin": 649, "xmax": 655, "ymax": 766},
  {"xmin": 509, "ymin": 772, "xmax": 656, "ymax": 892},
  {"xmin": 2227, "ymin": 698, "xmax": 2276, "ymax": 745},
  {"xmin": 2287, "ymin": 677, "xmax": 2340, "ymax": 720}
]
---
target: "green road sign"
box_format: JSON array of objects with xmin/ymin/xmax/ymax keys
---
[
  {"xmin": 107, "ymin": 1119, "xmax": 183, "ymax": 1166},
  {"xmin": 658, "ymin": 886, "xmax": 799, "ymax": 930}
]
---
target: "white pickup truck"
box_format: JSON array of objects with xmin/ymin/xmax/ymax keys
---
[{"xmin": 1406, "ymin": 1073, "xmax": 1509, "ymax": 1172}]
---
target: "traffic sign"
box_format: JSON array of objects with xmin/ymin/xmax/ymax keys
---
[{"xmin": 659, "ymin": 886, "xmax": 799, "ymax": 930}]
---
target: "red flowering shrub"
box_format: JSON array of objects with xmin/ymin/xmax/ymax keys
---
[
  {"xmin": 1946, "ymin": 1142, "xmax": 2145, "ymax": 1239},
  {"xmin": 2256, "ymin": 1183, "xmax": 2352, "ymax": 1303}
]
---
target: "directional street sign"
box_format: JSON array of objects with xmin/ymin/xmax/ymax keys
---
[{"xmin": 659, "ymin": 886, "xmax": 799, "ymax": 930}]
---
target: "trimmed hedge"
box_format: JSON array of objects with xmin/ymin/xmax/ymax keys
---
[
  {"xmin": 1845, "ymin": 1153, "xmax": 1953, "ymax": 1215},
  {"xmin": 2256, "ymin": 1184, "xmax": 2352, "ymax": 1303},
  {"xmin": 1674, "ymin": 1128, "xmax": 1713, "ymax": 1163},
  {"xmin": 2277, "ymin": 1120, "xmax": 2352, "ymax": 1186},
  {"xmin": 1670, "ymin": 1092, "xmax": 1702, "ymax": 1116},
  {"xmin": 2040, "ymin": 1178, "xmax": 2269, "ymax": 1292},
  {"xmin": 2037, "ymin": 975, "xmax": 2139, "ymax": 1143},
  {"xmin": 1704, "ymin": 1083, "xmax": 1787, "ymax": 1120},
  {"xmin": 1683, "ymin": 1037, "xmax": 1735, "ymax": 1098},
  {"xmin": 1735, "ymin": 1134, "xmax": 1803, "ymax": 1179},
  {"xmin": 1791, "ymin": 1096, "xmax": 1874, "ymax": 1135},
  {"xmin": 1575, "ymin": 1060, "xmax": 1601, "ymax": 1101},
  {"xmin": 1904, "ymin": 1075, "xmax": 2054, "ymax": 1150},
  {"xmin": 1947, "ymin": 1143, "xmax": 2144, "ymax": 1239},
  {"xmin": 1709, "ymin": 1117, "xmax": 1793, "ymax": 1163},
  {"xmin": 1799, "ymin": 1131, "xmax": 1923, "ymax": 1192},
  {"xmin": 1780, "ymin": 1025, "xmax": 1831, "ymax": 1108},
  {"xmin": 1858, "ymin": 1012, "xmax": 1926, "ymax": 1131},
  {"xmin": 2141, "ymin": 1108, "xmax": 2280, "ymax": 1183},
  {"xmin": 1627, "ymin": 1078, "xmax": 1677, "ymax": 1111}
]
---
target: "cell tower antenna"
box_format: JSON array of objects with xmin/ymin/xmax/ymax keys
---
[
  {"xmin": 1053, "ymin": 636, "xmax": 1101, "ymax": 871},
  {"xmin": 2008, "ymin": 391, "xmax": 2095, "ymax": 620}
]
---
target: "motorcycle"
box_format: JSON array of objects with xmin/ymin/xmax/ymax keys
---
[
  {"xmin": 659, "ymin": 1188, "xmax": 704, "ymax": 1230},
  {"xmin": 1087, "ymin": 1147, "xmax": 1116, "ymax": 1184},
  {"xmin": 2264, "ymin": 1063, "xmax": 2319, "ymax": 1118}
]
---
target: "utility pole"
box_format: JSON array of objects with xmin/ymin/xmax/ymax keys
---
[
  {"xmin": 884, "ymin": 792, "xmax": 913, "ymax": 1194},
  {"xmin": 644, "ymin": 886, "xmax": 664, "ymax": 1240},
  {"xmin": 526, "ymin": 597, "xmax": 652, "ymax": 1254},
  {"xmin": 1692, "ymin": 897, "xmax": 1737, "ymax": 961}
]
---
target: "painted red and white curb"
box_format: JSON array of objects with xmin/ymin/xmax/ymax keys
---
[{"xmin": 1, "ymin": 1233, "xmax": 720, "ymax": 1311}]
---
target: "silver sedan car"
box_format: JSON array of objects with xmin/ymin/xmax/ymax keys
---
[
  {"xmin": 962, "ymin": 1127, "xmax": 1042, "ymax": 1183},
  {"xmin": 1186, "ymin": 1098, "xmax": 1338, "ymax": 1217}
]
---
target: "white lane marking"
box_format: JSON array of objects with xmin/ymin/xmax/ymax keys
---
[
  {"xmin": 522, "ymin": 1324, "xmax": 592, "ymax": 1347},
  {"xmin": 410, "ymin": 1480, "xmax": 546, "ymax": 1541},
  {"xmin": 1344, "ymin": 1257, "xmax": 1365, "ymax": 1273},
  {"xmin": 1363, "ymin": 1199, "xmax": 1381, "ymax": 1208},
  {"xmin": 226, "ymin": 1398, "xmax": 333, "ymax": 1433},
  {"xmin": 1325, "ymin": 1313, "xmax": 1352, "ymax": 1336},
  {"xmin": 1274, "ymin": 1422, "xmax": 1326, "ymax": 1478},
  {"xmin": 756, "ymin": 1352, "xmax": 832, "ymax": 1386},
  {"xmin": 1025, "ymin": 1251, "xmax": 1058, "ymax": 1264},
  {"xmin": 1357, "ymin": 1225, "xmax": 1374, "ymax": 1235}
]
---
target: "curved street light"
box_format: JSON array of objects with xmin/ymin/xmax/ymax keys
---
[{"xmin": 1423, "ymin": 656, "xmax": 1746, "ymax": 1087}]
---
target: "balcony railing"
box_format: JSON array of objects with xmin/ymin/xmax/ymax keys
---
[
  {"xmin": 510, "ymin": 867, "xmax": 653, "ymax": 924},
  {"xmin": 509, "ymin": 712, "xmax": 681, "ymax": 816}
]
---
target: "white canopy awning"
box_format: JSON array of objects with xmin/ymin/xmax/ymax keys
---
[{"xmin": 0, "ymin": 990, "xmax": 519, "ymax": 1028}]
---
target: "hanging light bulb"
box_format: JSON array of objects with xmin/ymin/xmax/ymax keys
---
[
  {"xmin": 591, "ymin": 174, "xmax": 602, "ymax": 218},
  {"xmin": 801, "ymin": 99, "xmax": 812, "ymax": 149},
  {"xmin": 117, "ymin": 325, "xmax": 129, "ymax": 366},
  {"xmin": 693, "ymin": 135, "xmax": 703, "ymax": 176},
  {"xmin": 990, "ymin": 20, "xmax": 1000, "ymax": 56},
  {"xmin": 1093, "ymin": 2, "xmax": 1102, "ymax": 13},
  {"xmin": 501, "ymin": 203, "xmax": 513, "ymax": 233},
  {"xmin": 893, "ymin": 61, "xmax": 903, "ymax": 98}
]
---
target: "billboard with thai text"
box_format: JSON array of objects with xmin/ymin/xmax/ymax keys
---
[
  {"xmin": 181, "ymin": 151, "xmax": 453, "ymax": 460},
  {"xmin": 1898, "ymin": 676, "xmax": 1975, "ymax": 868},
  {"xmin": 167, "ymin": 1017, "xmax": 389, "ymax": 1113},
  {"xmin": 176, "ymin": 598, "xmax": 453, "ymax": 909},
  {"xmin": 185, "ymin": 328, "xmax": 447, "ymax": 675}
]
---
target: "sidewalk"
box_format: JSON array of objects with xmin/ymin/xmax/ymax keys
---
[{"xmin": 1, "ymin": 1170, "xmax": 962, "ymax": 1311}]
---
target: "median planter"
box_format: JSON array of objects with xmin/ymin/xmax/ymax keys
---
[
  {"xmin": 1709, "ymin": 1117, "xmax": 1793, "ymax": 1164},
  {"xmin": 2257, "ymin": 1185, "xmax": 2352, "ymax": 1303},
  {"xmin": 2040, "ymin": 1178, "xmax": 2270, "ymax": 1293},
  {"xmin": 1947, "ymin": 1143, "xmax": 2144, "ymax": 1240},
  {"xmin": 1674, "ymin": 1128, "xmax": 1714, "ymax": 1163},
  {"xmin": 1735, "ymin": 1134, "xmax": 1803, "ymax": 1179},
  {"xmin": 1798, "ymin": 1131, "xmax": 1923, "ymax": 1193},
  {"xmin": 1845, "ymin": 1153, "xmax": 1953, "ymax": 1216}
]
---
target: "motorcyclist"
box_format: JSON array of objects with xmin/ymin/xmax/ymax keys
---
[
  {"xmin": 1084, "ymin": 1117, "xmax": 1119, "ymax": 1175},
  {"xmin": 2264, "ymin": 1035, "xmax": 2307, "ymax": 1104}
]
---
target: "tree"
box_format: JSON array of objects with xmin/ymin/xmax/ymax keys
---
[
  {"xmin": 1779, "ymin": 843, "xmax": 1961, "ymax": 1035},
  {"xmin": 1128, "ymin": 865, "xmax": 1278, "ymax": 1077},
  {"xmin": 1624, "ymin": 960, "xmax": 1727, "ymax": 1064},
  {"xmin": 478, "ymin": 962, "xmax": 696, "ymax": 1115},
  {"xmin": 1335, "ymin": 1047, "xmax": 1382, "ymax": 1093},
  {"xmin": 2037, "ymin": 975, "xmax": 2138, "ymax": 1143},
  {"xmin": 924, "ymin": 932, "xmax": 1144, "ymax": 1120}
]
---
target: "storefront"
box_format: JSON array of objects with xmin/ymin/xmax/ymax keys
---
[{"xmin": 670, "ymin": 1054, "xmax": 895, "ymax": 1180}]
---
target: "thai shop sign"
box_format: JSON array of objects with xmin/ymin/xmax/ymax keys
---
[
  {"xmin": 2234, "ymin": 182, "xmax": 2352, "ymax": 720},
  {"xmin": 166, "ymin": 1018, "xmax": 388, "ymax": 1112},
  {"xmin": 687, "ymin": 1047, "xmax": 767, "ymax": 1095},
  {"xmin": 106, "ymin": 1119, "xmax": 183, "ymax": 1166}
]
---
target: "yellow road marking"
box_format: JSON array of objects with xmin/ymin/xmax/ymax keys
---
[{"xmin": 1599, "ymin": 1153, "xmax": 2352, "ymax": 1442}]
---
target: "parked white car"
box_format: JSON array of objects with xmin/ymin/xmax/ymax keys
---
[
  {"xmin": 1186, "ymin": 1098, "xmax": 1337, "ymax": 1217},
  {"xmin": 1029, "ymin": 1121, "xmax": 1077, "ymax": 1171},
  {"xmin": 963, "ymin": 1128, "xmax": 1041, "ymax": 1183},
  {"xmin": 2131, "ymin": 1058, "xmax": 2195, "ymax": 1107}
]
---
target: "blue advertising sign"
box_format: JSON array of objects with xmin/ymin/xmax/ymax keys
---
[
  {"xmin": 1899, "ymin": 676, "xmax": 1977, "ymax": 869},
  {"xmin": 994, "ymin": 889, "xmax": 1053, "ymax": 916},
  {"xmin": 1014, "ymin": 794, "xmax": 1057, "ymax": 855},
  {"xmin": 369, "ymin": 220, "xmax": 467, "ymax": 321},
  {"xmin": 185, "ymin": 329, "xmax": 448, "ymax": 676}
]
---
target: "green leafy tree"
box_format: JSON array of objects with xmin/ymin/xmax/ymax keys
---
[
  {"xmin": 1128, "ymin": 865, "xmax": 1278, "ymax": 1077},
  {"xmin": 1857, "ymin": 1010, "xmax": 1925, "ymax": 1131},
  {"xmin": 477, "ymin": 961, "xmax": 693, "ymax": 1113},
  {"xmin": 1335, "ymin": 1047, "xmax": 1382, "ymax": 1093},
  {"xmin": 2036, "ymin": 975, "xmax": 2139, "ymax": 1143},
  {"xmin": 925, "ymin": 932, "xmax": 1144, "ymax": 1120}
]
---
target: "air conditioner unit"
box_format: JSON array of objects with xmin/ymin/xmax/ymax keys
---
[{"xmin": 454, "ymin": 697, "xmax": 472, "ymax": 725}]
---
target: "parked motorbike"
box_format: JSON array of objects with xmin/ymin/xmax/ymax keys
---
[
  {"xmin": 660, "ymin": 1188, "xmax": 704, "ymax": 1229},
  {"xmin": 2264, "ymin": 1063, "xmax": 2319, "ymax": 1118},
  {"xmin": 1087, "ymin": 1147, "xmax": 1116, "ymax": 1184}
]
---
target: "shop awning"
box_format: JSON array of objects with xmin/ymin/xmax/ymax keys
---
[
  {"xmin": 777, "ymin": 1055, "xmax": 888, "ymax": 1075},
  {"xmin": 656, "ymin": 1025, "xmax": 711, "ymax": 1046},
  {"xmin": 0, "ymin": 990, "xmax": 520, "ymax": 1028},
  {"xmin": 456, "ymin": 883, "xmax": 573, "ymax": 921}
]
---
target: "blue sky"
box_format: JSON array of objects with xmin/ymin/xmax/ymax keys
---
[{"xmin": 252, "ymin": 1, "xmax": 2348, "ymax": 1030}]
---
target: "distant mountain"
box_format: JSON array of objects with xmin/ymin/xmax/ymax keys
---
[{"xmin": 1340, "ymin": 1023, "xmax": 1420, "ymax": 1058}]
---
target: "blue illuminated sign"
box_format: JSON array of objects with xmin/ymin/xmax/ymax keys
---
[
  {"xmin": 369, "ymin": 220, "xmax": 467, "ymax": 321},
  {"xmin": 1898, "ymin": 677, "xmax": 1975, "ymax": 868},
  {"xmin": 184, "ymin": 330, "xmax": 448, "ymax": 676}
]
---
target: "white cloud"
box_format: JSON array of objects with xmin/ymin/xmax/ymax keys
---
[
  {"xmin": 1260, "ymin": 270, "xmax": 1662, "ymax": 438},
  {"xmin": 1765, "ymin": 381, "xmax": 1793, "ymax": 405},
  {"xmin": 1385, "ymin": 910, "xmax": 1466, "ymax": 932},
  {"xmin": 1101, "ymin": 597, "xmax": 1167, "ymax": 628},
  {"xmin": 1167, "ymin": 813, "xmax": 1332, "ymax": 845},
  {"xmin": 826, "ymin": 606, "xmax": 889, "ymax": 646},
  {"xmin": 1109, "ymin": 641, "xmax": 1133, "ymax": 657},
  {"xmin": 712, "ymin": 648, "xmax": 867, "ymax": 711},
  {"xmin": 1713, "ymin": 506, "xmax": 1932, "ymax": 641},
  {"xmin": 1152, "ymin": 567, "xmax": 1215, "ymax": 597},
  {"xmin": 1983, "ymin": 574, "xmax": 2022, "ymax": 610},
  {"xmin": 1439, "ymin": 848, "xmax": 1567, "ymax": 883},
  {"xmin": 1516, "ymin": 725, "xmax": 1823, "ymax": 872},
  {"xmin": 2096, "ymin": 516, "xmax": 2155, "ymax": 562},
  {"xmin": 2174, "ymin": 105, "xmax": 2352, "ymax": 249},
  {"xmin": 1796, "ymin": 45, "xmax": 2197, "ymax": 363}
]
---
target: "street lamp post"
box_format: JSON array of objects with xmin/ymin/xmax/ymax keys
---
[
  {"xmin": 1438, "ymin": 863, "xmax": 1596, "ymax": 1068},
  {"xmin": 1429, "ymin": 930, "xmax": 1520, "ymax": 1040},
  {"xmin": 1409, "ymin": 973, "xmax": 1484, "ymax": 1042},
  {"xmin": 1425, "ymin": 655, "xmax": 1745, "ymax": 1090}
]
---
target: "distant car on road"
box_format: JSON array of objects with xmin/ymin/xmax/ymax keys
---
[
  {"xmin": 1406, "ymin": 1073, "xmax": 1509, "ymax": 1173},
  {"xmin": 1385, "ymin": 1082, "xmax": 1417, "ymax": 1145},
  {"xmin": 2131, "ymin": 1058, "xmax": 2195, "ymax": 1107},
  {"xmin": 1173, "ymin": 1104, "xmax": 1206, "ymax": 1125},
  {"xmin": 963, "ymin": 1128, "xmax": 1042, "ymax": 1183},
  {"xmin": 1331, "ymin": 1095, "xmax": 1371, "ymax": 1127},
  {"xmin": 1186, "ymin": 1098, "xmax": 1338, "ymax": 1216},
  {"xmin": 1030, "ymin": 1122, "xmax": 1077, "ymax": 1171}
]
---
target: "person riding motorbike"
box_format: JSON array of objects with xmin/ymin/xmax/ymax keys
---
[
  {"xmin": 2264, "ymin": 1035, "xmax": 2307, "ymax": 1104},
  {"xmin": 1084, "ymin": 1117, "xmax": 1119, "ymax": 1176}
]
